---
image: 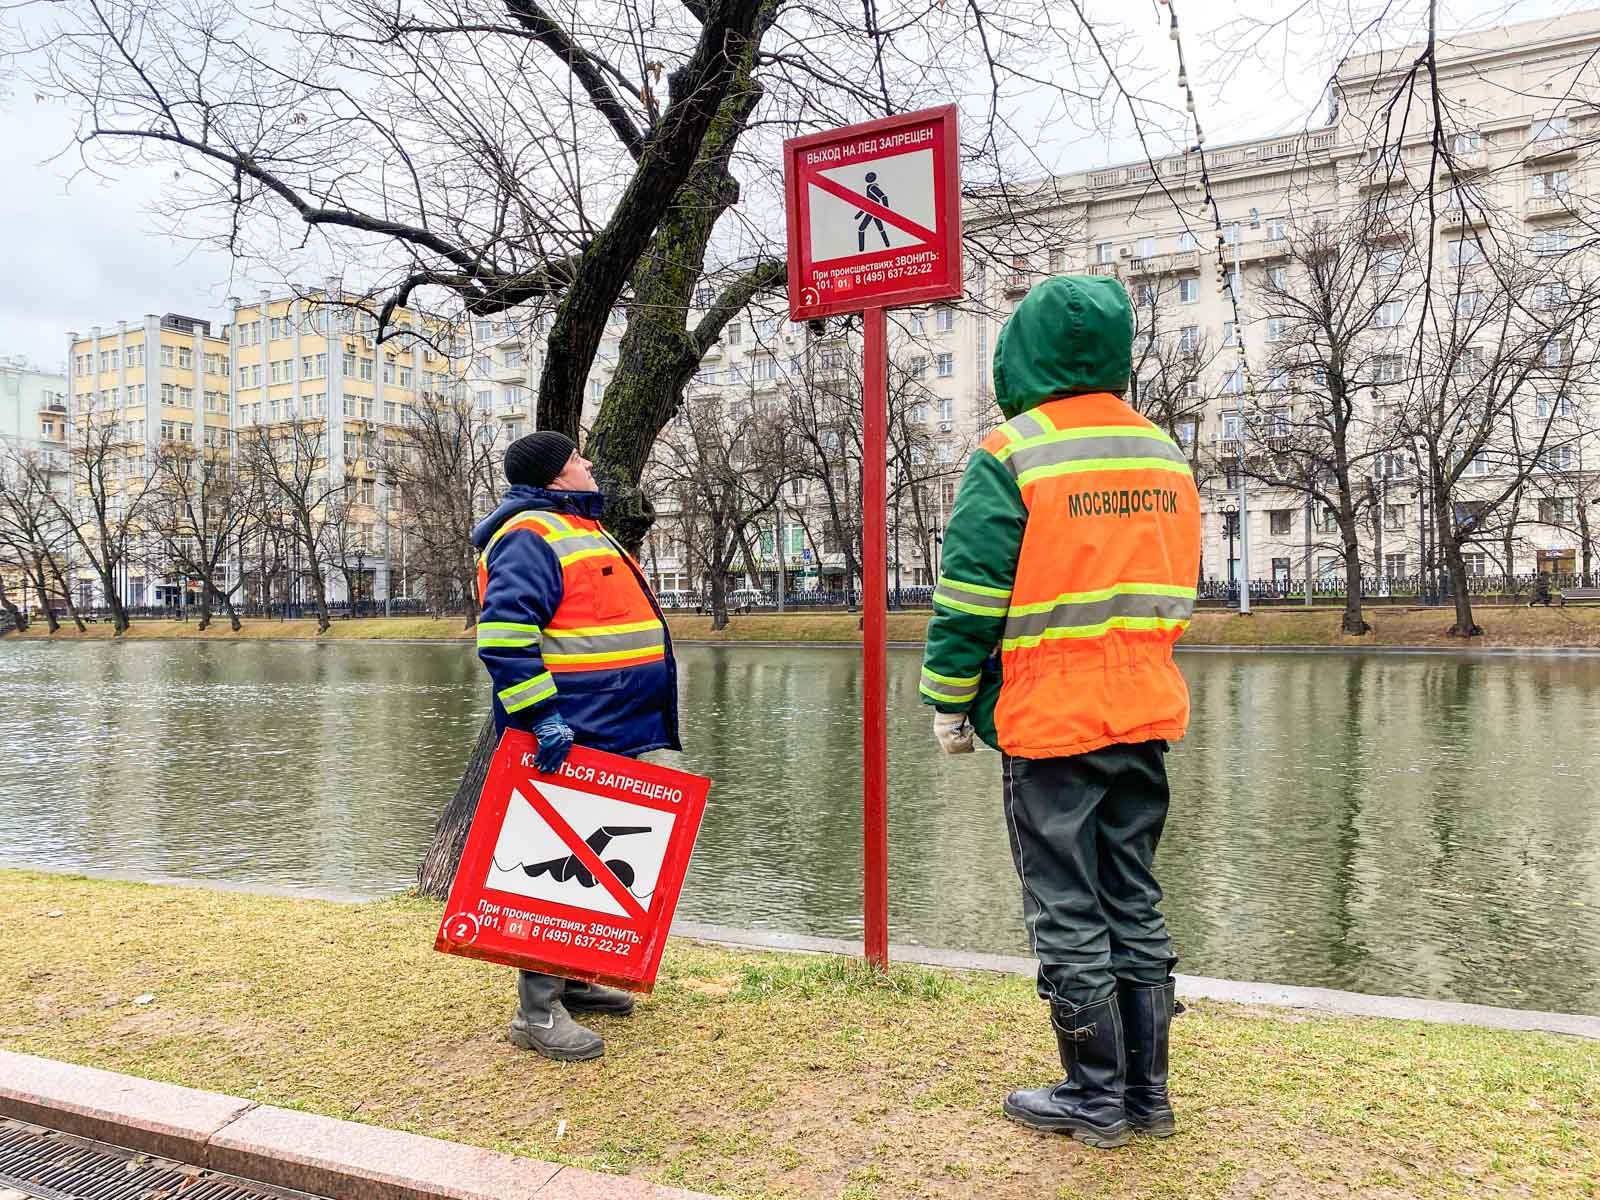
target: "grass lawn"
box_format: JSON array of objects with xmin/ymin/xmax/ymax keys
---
[
  {"xmin": 2, "ymin": 871, "xmax": 1595, "ymax": 1199},
  {"xmin": 14, "ymin": 604, "xmax": 1600, "ymax": 649}
]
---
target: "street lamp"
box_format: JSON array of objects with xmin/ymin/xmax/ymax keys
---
[
  {"xmin": 355, "ymin": 548, "xmax": 366, "ymax": 616},
  {"xmin": 1221, "ymin": 503, "xmax": 1240, "ymax": 594}
]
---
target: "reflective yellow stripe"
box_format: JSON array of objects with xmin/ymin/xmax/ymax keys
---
[
  {"xmin": 920, "ymin": 665, "xmax": 980, "ymax": 705},
  {"xmin": 477, "ymin": 620, "xmax": 543, "ymax": 650},
  {"xmin": 1007, "ymin": 582, "xmax": 1196, "ymax": 617},
  {"xmin": 545, "ymin": 619, "xmax": 661, "ymax": 638},
  {"xmin": 558, "ymin": 545, "xmax": 623, "ymax": 567},
  {"xmin": 1015, "ymin": 456, "xmax": 1192, "ymax": 489},
  {"xmin": 991, "ymin": 423, "xmax": 1173, "ymax": 464},
  {"xmin": 1001, "ymin": 615, "xmax": 1189, "ymax": 653},
  {"xmin": 499, "ymin": 671, "xmax": 557, "ymax": 711},
  {"xmin": 934, "ymin": 575, "xmax": 1011, "ymax": 616},
  {"xmin": 921, "ymin": 666, "xmax": 980, "ymax": 686},
  {"xmin": 545, "ymin": 643, "xmax": 666, "ymax": 667}
]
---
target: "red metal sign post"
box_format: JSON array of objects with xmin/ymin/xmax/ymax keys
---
[{"xmin": 784, "ymin": 107, "xmax": 963, "ymax": 968}]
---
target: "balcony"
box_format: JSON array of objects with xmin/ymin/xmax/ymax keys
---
[
  {"xmin": 1087, "ymin": 262, "xmax": 1120, "ymax": 278},
  {"xmin": 1003, "ymin": 273, "xmax": 1032, "ymax": 297},
  {"xmin": 1125, "ymin": 251, "xmax": 1200, "ymax": 277},
  {"xmin": 1437, "ymin": 203, "xmax": 1488, "ymax": 231},
  {"xmin": 1525, "ymin": 194, "xmax": 1575, "ymax": 221},
  {"xmin": 1238, "ymin": 238, "xmax": 1290, "ymax": 263},
  {"xmin": 1524, "ymin": 134, "xmax": 1577, "ymax": 162}
]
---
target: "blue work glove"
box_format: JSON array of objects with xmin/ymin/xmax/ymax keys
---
[{"xmin": 532, "ymin": 712, "xmax": 575, "ymax": 774}]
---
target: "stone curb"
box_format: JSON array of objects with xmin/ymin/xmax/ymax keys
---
[
  {"xmin": 0, "ymin": 1049, "xmax": 718, "ymax": 1200},
  {"xmin": 675, "ymin": 922, "xmax": 1600, "ymax": 1040}
]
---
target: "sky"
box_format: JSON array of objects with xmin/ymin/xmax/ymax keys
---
[{"xmin": 0, "ymin": 0, "xmax": 1584, "ymax": 375}]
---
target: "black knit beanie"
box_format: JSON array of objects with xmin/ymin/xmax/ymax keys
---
[{"xmin": 504, "ymin": 431, "xmax": 577, "ymax": 488}]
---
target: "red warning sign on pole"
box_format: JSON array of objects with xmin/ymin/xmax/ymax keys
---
[
  {"xmin": 783, "ymin": 107, "xmax": 963, "ymax": 971},
  {"xmin": 435, "ymin": 730, "xmax": 709, "ymax": 993},
  {"xmin": 784, "ymin": 105, "xmax": 963, "ymax": 321}
]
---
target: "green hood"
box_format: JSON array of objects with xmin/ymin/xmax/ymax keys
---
[{"xmin": 992, "ymin": 275, "xmax": 1134, "ymax": 418}]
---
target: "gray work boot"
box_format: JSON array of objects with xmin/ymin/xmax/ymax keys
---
[
  {"xmin": 563, "ymin": 979, "xmax": 636, "ymax": 1016},
  {"xmin": 508, "ymin": 971, "xmax": 603, "ymax": 1061},
  {"xmin": 1118, "ymin": 978, "xmax": 1177, "ymax": 1137},
  {"xmin": 1003, "ymin": 995, "xmax": 1131, "ymax": 1149}
]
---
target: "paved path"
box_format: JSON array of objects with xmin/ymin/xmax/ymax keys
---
[
  {"xmin": 0, "ymin": 1050, "xmax": 716, "ymax": 1200},
  {"xmin": 677, "ymin": 921, "xmax": 1600, "ymax": 1040}
]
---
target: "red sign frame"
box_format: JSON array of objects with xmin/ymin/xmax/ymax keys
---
[
  {"xmin": 435, "ymin": 730, "xmax": 710, "ymax": 993},
  {"xmin": 784, "ymin": 105, "xmax": 963, "ymax": 321}
]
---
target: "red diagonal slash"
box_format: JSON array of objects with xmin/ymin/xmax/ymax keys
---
[
  {"xmin": 808, "ymin": 173, "xmax": 939, "ymax": 246},
  {"xmin": 518, "ymin": 782, "xmax": 650, "ymax": 922}
]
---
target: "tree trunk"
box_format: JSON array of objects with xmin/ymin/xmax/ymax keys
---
[
  {"xmin": 1339, "ymin": 524, "xmax": 1370, "ymax": 635},
  {"xmin": 30, "ymin": 559, "xmax": 59, "ymax": 633},
  {"xmin": 416, "ymin": 708, "xmax": 497, "ymax": 899},
  {"xmin": 224, "ymin": 591, "xmax": 242, "ymax": 632},
  {"xmin": 0, "ymin": 576, "xmax": 26, "ymax": 632}
]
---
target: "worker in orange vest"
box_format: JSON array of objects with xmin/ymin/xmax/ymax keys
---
[
  {"xmin": 921, "ymin": 276, "xmax": 1202, "ymax": 1148},
  {"xmin": 473, "ymin": 430, "xmax": 679, "ymax": 1060}
]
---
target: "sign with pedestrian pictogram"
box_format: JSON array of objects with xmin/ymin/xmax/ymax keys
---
[
  {"xmin": 781, "ymin": 106, "xmax": 965, "ymax": 973},
  {"xmin": 435, "ymin": 730, "xmax": 709, "ymax": 993},
  {"xmin": 783, "ymin": 106, "xmax": 963, "ymax": 321}
]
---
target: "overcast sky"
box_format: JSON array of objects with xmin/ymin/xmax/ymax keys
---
[{"xmin": 0, "ymin": 0, "xmax": 1582, "ymax": 375}]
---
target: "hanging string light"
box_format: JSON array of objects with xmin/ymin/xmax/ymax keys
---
[{"xmin": 1159, "ymin": 0, "xmax": 1252, "ymax": 390}]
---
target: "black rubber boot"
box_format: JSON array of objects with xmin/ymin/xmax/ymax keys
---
[
  {"xmin": 563, "ymin": 980, "xmax": 636, "ymax": 1017},
  {"xmin": 1118, "ymin": 978, "xmax": 1176, "ymax": 1137},
  {"xmin": 1002, "ymin": 995, "xmax": 1131, "ymax": 1148},
  {"xmin": 508, "ymin": 971, "xmax": 603, "ymax": 1061}
]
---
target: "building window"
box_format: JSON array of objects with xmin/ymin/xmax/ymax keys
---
[
  {"xmin": 907, "ymin": 355, "xmax": 927, "ymax": 379},
  {"xmin": 1178, "ymin": 278, "xmax": 1200, "ymax": 304},
  {"xmin": 1269, "ymin": 510, "xmax": 1292, "ymax": 536},
  {"xmin": 1095, "ymin": 242, "xmax": 1114, "ymax": 264},
  {"xmin": 1531, "ymin": 229, "xmax": 1571, "ymax": 257},
  {"xmin": 1177, "ymin": 232, "xmax": 1197, "ymax": 251},
  {"xmin": 1532, "ymin": 116, "xmax": 1569, "ymax": 141},
  {"xmin": 161, "ymin": 383, "xmax": 175, "ymax": 404},
  {"xmin": 161, "ymin": 346, "xmax": 175, "ymax": 367},
  {"xmin": 1535, "ymin": 393, "xmax": 1572, "ymax": 419},
  {"xmin": 384, "ymin": 400, "xmax": 398, "ymax": 424},
  {"xmin": 1385, "ymin": 552, "xmax": 1408, "ymax": 579},
  {"xmin": 935, "ymin": 307, "xmax": 955, "ymax": 333},
  {"xmin": 1265, "ymin": 318, "xmax": 1287, "ymax": 342},
  {"xmin": 1538, "ymin": 445, "xmax": 1574, "ymax": 471},
  {"xmin": 1047, "ymin": 248, "xmax": 1066, "ymax": 273},
  {"xmin": 726, "ymin": 322, "xmax": 742, "ymax": 345},
  {"xmin": 1178, "ymin": 326, "xmax": 1199, "ymax": 353},
  {"xmin": 935, "ymin": 353, "xmax": 954, "ymax": 378},
  {"xmin": 1374, "ymin": 301, "xmax": 1404, "ymax": 328},
  {"xmin": 938, "ymin": 397, "xmax": 954, "ymax": 423},
  {"xmin": 1447, "ymin": 238, "xmax": 1482, "ymax": 266},
  {"xmin": 1134, "ymin": 237, "xmax": 1157, "ymax": 258},
  {"xmin": 178, "ymin": 346, "xmax": 193, "ymax": 369},
  {"xmin": 1539, "ymin": 497, "xmax": 1572, "ymax": 524},
  {"xmin": 1266, "ymin": 217, "xmax": 1288, "ymax": 241},
  {"xmin": 399, "ymin": 365, "xmax": 413, "ymax": 388},
  {"xmin": 360, "ymin": 357, "xmax": 374, "ymax": 381},
  {"xmin": 1530, "ymin": 170, "xmax": 1569, "ymax": 197},
  {"xmin": 1375, "ymin": 250, "xmax": 1403, "ymax": 275}
]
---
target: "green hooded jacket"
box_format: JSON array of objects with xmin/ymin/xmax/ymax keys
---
[{"xmin": 918, "ymin": 276, "xmax": 1135, "ymax": 748}]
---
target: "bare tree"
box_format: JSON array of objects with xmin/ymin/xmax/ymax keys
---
[
  {"xmin": 380, "ymin": 392, "xmax": 502, "ymax": 627},
  {"xmin": 1245, "ymin": 208, "xmax": 1418, "ymax": 634},
  {"xmin": 148, "ymin": 441, "xmax": 255, "ymax": 630},
  {"xmin": 1128, "ymin": 271, "xmax": 1225, "ymax": 489},
  {"xmin": 48, "ymin": 407, "xmax": 159, "ymax": 634},
  {"xmin": 0, "ymin": 448, "xmax": 85, "ymax": 633},
  {"xmin": 652, "ymin": 387, "xmax": 790, "ymax": 630},
  {"xmin": 1407, "ymin": 235, "xmax": 1600, "ymax": 635},
  {"xmin": 238, "ymin": 420, "xmax": 348, "ymax": 632}
]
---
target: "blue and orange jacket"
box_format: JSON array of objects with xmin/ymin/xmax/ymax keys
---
[{"xmin": 471, "ymin": 485, "xmax": 680, "ymax": 756}]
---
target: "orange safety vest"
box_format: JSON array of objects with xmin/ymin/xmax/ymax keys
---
[
  {"xmin": 982, "ymin": 392, "xmax": 1202, "ymax": 758},
  {"xmin": 476, "ymin": 510, "xmax": 666, "ymax": 677}
]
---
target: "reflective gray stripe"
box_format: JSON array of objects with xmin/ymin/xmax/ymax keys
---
[
  {"xmin": 542, "ymin": 626, "xmax": 666, "ymax": 661},
  {"xmin": 550, "ymin": 533, "xmax": 618, "ymax": 563},
  {"xmin": 1008, "ymin": 411, "xmax": 1050, "ymax": 441},
  {"xmin": 933, "ymin": 580, "xmax": 1011, "ymax": 617},
  {"xmin": 1003, "ymin": 435, "xmax": 1190, "ymax": 480},
  {"xmin": 1004, "ymin": 590, "xmax": 1196, "ymax": 640},
  {"xmin": 919, "ymin": 667, "xmax": 980, "ymax": 704}
]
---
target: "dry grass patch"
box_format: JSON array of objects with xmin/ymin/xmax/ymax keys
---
[{"xmin": 2, "ymin": 871, "xmax": 1595, "ymax": 1199}]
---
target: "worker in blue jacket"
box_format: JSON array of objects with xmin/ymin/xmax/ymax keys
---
[{"xmin": 472, "ymin": 430, "xmax": 680, "ymax": 1060}]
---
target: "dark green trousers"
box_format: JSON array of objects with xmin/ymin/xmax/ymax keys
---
[{"xmin": 1002, "ymin": 740, "xmax": 1178, "ymax": 1007}]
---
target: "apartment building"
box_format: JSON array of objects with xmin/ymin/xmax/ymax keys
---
[{"xmin": 63, "ymin": 290, "xmax": 456, "ymax": 609}]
